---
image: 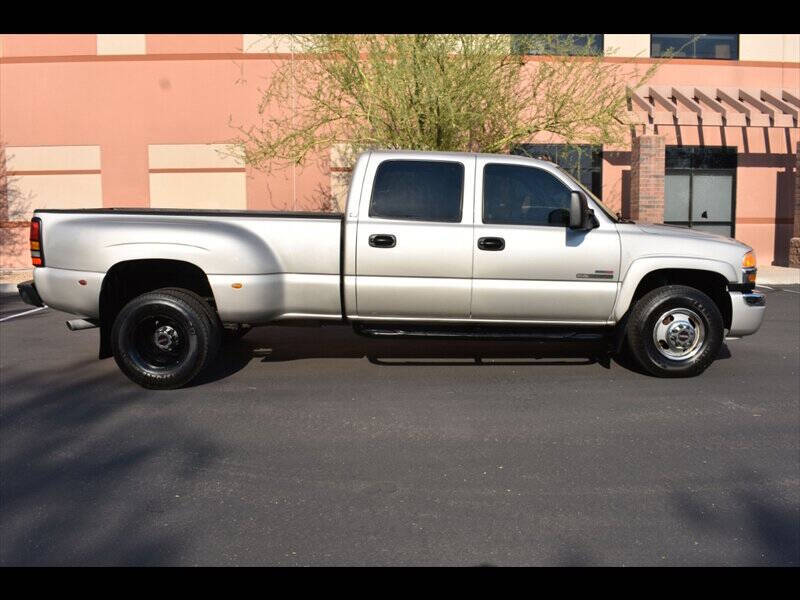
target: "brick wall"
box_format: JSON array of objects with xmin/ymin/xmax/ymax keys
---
[
  {"xmin": 790, "ymin": 142, "xmax": 800, "ymax": 268},
  {"xmin": 629, "ymin": 134, "xmax": 665, "ymax": 223}
]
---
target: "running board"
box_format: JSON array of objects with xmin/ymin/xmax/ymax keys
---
[{"xmin": 354, "ymin": 324, "xmax": 610, "ymax": 342}]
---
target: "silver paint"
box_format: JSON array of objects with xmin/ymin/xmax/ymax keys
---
[{"xmin": 32, "ymin": 149, "xmax": 763, "ymax": 341}]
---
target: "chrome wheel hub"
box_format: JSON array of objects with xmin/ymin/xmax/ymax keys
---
[
  {"xmin": 652, "ymin": 308, "xmax": 705, "ymax": 361},
  {"xmin": 153, "ymin": 324, "xmax": 179, "ymax": 352}
]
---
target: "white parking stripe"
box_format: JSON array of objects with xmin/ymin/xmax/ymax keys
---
[{"xmin": 0, "ymin": 306, "xmax": 48, "ymax": 322}]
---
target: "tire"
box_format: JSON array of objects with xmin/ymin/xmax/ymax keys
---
[
  {"xmin": 626, "ymin": 285, "xmax": 724, "ymax": 378},
  {"xmin": 153, "ymin": 287, "xmax": 222, "ymax": 364},
  {"xmin": 110, "ymin": 288, "xmax": 221, "ymax": 389}
]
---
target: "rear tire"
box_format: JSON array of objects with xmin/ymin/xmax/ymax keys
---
[
  {"xmin": 111, "ymin": 288, "xmax": 221, "ymax": 389},
  {"xmin": 626, "ymin": 285, "xmax": 724, "ymax": 378}
]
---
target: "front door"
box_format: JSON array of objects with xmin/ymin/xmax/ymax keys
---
[
  {"xmin": 355, "ymin": 155, "xmax": 476, "ymax": 320},
  {"xmin": 471, "ymin": 158, "xmax": 621, "ymax": 324}
]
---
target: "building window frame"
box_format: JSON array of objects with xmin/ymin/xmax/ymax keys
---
[{"xmin": 650, "ymin": 34, "xmax": 740, "ymax": 61}]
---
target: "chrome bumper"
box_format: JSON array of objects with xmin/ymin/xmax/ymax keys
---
[{"xmin": 727, "ymin": 291, "xmax": 766, "ymax": 337}]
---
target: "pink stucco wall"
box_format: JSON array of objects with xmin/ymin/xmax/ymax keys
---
[{"xmin": 2, "ymin": 35, "xmax": 799, "ymax": 267}]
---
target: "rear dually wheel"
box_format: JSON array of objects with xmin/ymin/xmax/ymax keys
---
[{"xmin": 110, "ymin": 288, "xmax": 221, "ymax": 389}]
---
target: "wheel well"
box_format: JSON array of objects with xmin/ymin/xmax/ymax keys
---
[
  {"xmin": 629, "ymin": 268, "xmax": 732, "ymax": 329},
  {"xmin": 98, "ymin": 259, "xmax": 216, "ymax": 358}
]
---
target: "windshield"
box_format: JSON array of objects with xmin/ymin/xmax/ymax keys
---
[{"xmin": 553, "ymin": 165, "xmax": 621, "ymax": 223}]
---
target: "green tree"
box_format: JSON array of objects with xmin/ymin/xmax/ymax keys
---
[{"xmin": 233, "ymin": 34, "xmax": 659, "ymax": 171}]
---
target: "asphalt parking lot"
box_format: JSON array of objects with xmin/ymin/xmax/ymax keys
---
[{"xmin": 0, "ymin": 286, "xmax": 798, "ymax": 566}]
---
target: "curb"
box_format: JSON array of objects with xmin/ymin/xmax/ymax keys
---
[{"xmin": 1, "ymin": 283, "xmax": 20, "ymax": 295}]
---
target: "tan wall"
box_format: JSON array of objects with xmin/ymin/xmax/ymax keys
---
[
  {"xmin": 96, "ymin": 34, "xmax": 146, "ymax": 56},
  {"xmin": 148, "ymin": 144, "xmax": 246, "ymax": 210},
  {"xmin": 603, "ymin": 34, "xmax": 650, "ymax": 58},
  {"xmin": 5, "ymin": 145, "xmax": 103, "ymax": 221},
  {"xmin": 740, "ymin": 34, "xmax": 800, "ymax": 63}
]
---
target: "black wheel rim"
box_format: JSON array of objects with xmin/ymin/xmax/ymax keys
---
[{"xmin": 129, "ymin": 312, "xmax": 190, "ymax": 371}]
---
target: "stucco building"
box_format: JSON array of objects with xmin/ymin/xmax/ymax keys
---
[{"xmin": 1, "ymin": 34, "xmax": 798, "ymax": 270}]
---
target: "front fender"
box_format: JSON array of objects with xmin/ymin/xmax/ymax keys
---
[{"xmin": 612, "ymin": 256, "xmax": 737, "ymax": 322}]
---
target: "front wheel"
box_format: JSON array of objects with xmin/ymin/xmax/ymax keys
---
[
  {"xmin": 110, "ymin": 288, "xmax": 221, "ymax": 389},
  {"xmin": 626, "ymin": 285, "xmax": 724, "ymax": 378}
]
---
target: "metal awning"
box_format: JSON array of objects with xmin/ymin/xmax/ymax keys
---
[{"xmin": 627, "ymin": 86, "xmax": 799, "ymax": 127}]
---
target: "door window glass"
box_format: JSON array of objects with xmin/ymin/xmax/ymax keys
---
[{"xmin": 483, "ymin": 164, "xmax": 572, "ymax": 226}]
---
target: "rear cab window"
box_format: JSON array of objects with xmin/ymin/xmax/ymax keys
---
[{"xmin": 369, "ymin": 160, "xmax": 464, "ymax": 223}]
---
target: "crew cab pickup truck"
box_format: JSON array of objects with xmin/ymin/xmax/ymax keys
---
[{"xmin": 18, "ymin": 149, "xmax": 766, "ymax": 389}]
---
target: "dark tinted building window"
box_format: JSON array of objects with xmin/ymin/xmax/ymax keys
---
[
  {"xmin": 483, "ymin": 164, "xmax": 572, "ymax": 226},
  {"xmin": 651, "ymin": 34, "xmax": 738, "ymax": 60},
  {"xmin": 512, "ymin": 34, "xmax": 603, "ymax": 56},
  {"xmin": 370, "ymin": 160, "xmax": 464, "ymax": 222},
  {"xmin": 513, "ymin": 143, "xmax": 603, "ymax": 198}
]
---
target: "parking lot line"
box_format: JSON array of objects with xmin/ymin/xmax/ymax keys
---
[{"xmin": 0, "ymin": 306, "xmax": 48, "ymax": 323}]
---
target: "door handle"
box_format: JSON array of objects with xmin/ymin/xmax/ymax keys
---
[
  {"xmin": 477, "ymin": 237, "xmax": 505, "ymax": 251},
  {"xmin": 369, "ymin": 234, "xmax": 396, "ymax": 248}
]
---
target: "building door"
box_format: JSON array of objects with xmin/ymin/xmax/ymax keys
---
[{"xmin": 664, "ymin": 146, "xmax": 737, "ymax": 237}]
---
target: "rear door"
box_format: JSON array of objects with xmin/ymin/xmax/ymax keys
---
[
  {"xmin": 354, "ymin": 153, "xmax": 475, "ymax": 319},
  {"xmin": 471, "ymin": 157, "xmax": 620, "ymax": 323}
]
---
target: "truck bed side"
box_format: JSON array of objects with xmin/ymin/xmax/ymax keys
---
[{"xmin": 33, "ymin": 209, "xmax": 344, "ymax": 323}]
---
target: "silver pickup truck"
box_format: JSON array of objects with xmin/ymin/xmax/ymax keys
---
[{"xmin": 18, "ymin": 149, "xmax": 765, "ymax": 389}]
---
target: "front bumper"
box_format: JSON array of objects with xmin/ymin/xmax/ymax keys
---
[
  {"xmin": 17, "ymin": 280, "xmax": 44, "ymax": 308},
  {"xmin": 727, "ymin": 291, "xmax": 765, "ymax": 337}
]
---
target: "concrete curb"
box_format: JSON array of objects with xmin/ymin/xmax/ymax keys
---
[
  {"xmin": 756, "ymin": 267, "xmax": 800, "ymax": 286},
  {"xmin": 1, "ymin": 283, "xmax": 20, "ymax": 295}
]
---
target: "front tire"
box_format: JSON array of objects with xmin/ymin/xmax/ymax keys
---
[
  {"xmin": 111, "ymin": 288, "xmax": 221, "ymax": 389},
  {"xmin": 626, "ymin": 285, "xmax": 724, "ymax": 378}
]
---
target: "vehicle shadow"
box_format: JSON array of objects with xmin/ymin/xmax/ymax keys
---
[
  {"xmin": 193, "ymin": 323, "xmax": 733, "ymax": 385},
  {"xmin": 0, "ymin": 365, "xmax": 223, "ymax": 566}
]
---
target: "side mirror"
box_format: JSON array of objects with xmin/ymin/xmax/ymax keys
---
[{"xmin": 569, "ymin": 191, "xmax": 597, "ymax": 230}]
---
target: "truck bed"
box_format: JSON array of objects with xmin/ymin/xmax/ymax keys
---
[{"xmin": 32, "ymin": 208, "xmax": 345, "ymax": 323}]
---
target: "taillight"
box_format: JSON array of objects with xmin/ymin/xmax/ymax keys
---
[{"xmin": 30, "ymin": 217, "xmax": 44, "ymax": 267}]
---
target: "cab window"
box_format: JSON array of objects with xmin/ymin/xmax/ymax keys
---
[
  {"xmin": 483, "ymin": 163, "xmax": 572, "ymax": 226},
  {"xmin": 370, "ymin": 160, "xmax": 464, "ymax": 222}
]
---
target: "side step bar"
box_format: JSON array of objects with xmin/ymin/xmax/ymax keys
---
[{"xmin": 354, "ymin": 324, "xmax": 610, "ymax": 342}]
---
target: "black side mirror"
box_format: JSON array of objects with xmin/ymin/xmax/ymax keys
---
[{"xmin": 569, "ymin": 191, "xmax": 597, "ymax": 230}]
